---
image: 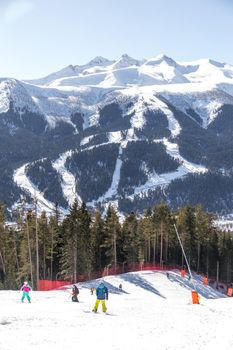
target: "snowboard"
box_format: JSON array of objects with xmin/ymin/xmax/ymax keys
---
[{"xmin": 83, "ymin": 310, "xmax": 115, "ymax": 316}]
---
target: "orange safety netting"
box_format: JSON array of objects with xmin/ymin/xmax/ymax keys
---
[
  {"xmin": 38, "ymin": 280, "xmax": 70, "ymax": 291},
  {"xmin": 203, "ymin": 276, "xmax": 208, "ymax": 285},
  {"xmin": 38, "ymin": 263, "xmax": 179, "ymax": 291},
  {"xmin": 180, "ymin": 269, "xmax": 186, "ymax": 278}
]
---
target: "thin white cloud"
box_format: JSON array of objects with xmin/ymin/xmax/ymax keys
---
[{"xmin": 1, "ymin": 0, "xmax": 34, "ymax": 23}]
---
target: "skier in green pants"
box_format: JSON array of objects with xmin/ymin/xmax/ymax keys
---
[{"xmin": 20, "ymin": 281, "xmax": 32, "ymax": 303}]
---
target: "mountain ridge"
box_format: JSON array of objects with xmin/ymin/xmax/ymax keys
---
[{"xmin": 0, "ymin": 54, "xmax": 233, "ymax": 218}]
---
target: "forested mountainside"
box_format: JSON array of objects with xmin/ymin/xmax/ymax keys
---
[{"xmin": 0, "ymin": 54, "xmax": 233, "ymax": 217}]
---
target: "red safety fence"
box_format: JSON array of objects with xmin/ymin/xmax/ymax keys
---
[
  {"xmin": 38, "ymin": 265, "xmax": 233, "ymax": 298},
  {"xmin": 38, "ymin": 280, "xmax": 70, "ymax": 291},
  {"xmin": 102, "ymin": 263, "xmax": 179, "ymax": 276},
  {"xmin": 38, "ymin": 263, "xmax": 180, "ymax": 291}
]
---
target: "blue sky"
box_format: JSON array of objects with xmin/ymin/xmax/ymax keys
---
[{"xmin": 0, "ymin": 0, "xmax": 232, "ymax": 79}]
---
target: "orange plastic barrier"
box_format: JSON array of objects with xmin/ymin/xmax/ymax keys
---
[
  {"xmin": 181, "ymin": 269, "xmax": 186, "ymax": 278},
  {"xmin": 38, "ymin": 280, "xmax": 70, "ymax": 291},
  {"xmin": 227, "ymin": 288, "xmax": 233, "ymax": 297},
  {"xmin": 191, "ymin": 290, "xmax": 199, "ymax": 304},
  {"xmin": 38, "ymin": 264, "xmax": 182, "ymax": 290},
  {"xmin": 203, "ymin": 277, "xmax": 208, "ymax": 285}
]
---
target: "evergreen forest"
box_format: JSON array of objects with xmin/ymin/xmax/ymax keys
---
[{"xmin": 0, "ymin": 200, "xmax": 232, "ymax": 290}]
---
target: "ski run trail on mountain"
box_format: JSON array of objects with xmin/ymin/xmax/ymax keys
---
[
  {"xmin": 0, "ymin": 270, "xmax": 233, "ymax": 350},
  {"xmin": 52, "ymin": 151, "xmax": 81, "ymax": 206},
  {"xmin": 13, "ymin": 164, "xmax": 55, "ymax": 214},
  {"xmin": 7, "ymin": 54, "xmax": 233, "ymax": 219}
]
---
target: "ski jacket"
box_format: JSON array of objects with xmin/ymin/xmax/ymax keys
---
[
  {"xmin": 72, "ymin": 286, "xmax": 79, "ymax": 296},
  {"xmin": 21, "ymin": 285, "xmax": 31, "ymax": 293},
  {"xmin": 96, "ymin": 283, "xmax": 108, "ymax": 300}
]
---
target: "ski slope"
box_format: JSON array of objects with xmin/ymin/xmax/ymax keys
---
[{"xmin": 0, "ymin": 270, "xmax": 233, "ymax": 350}]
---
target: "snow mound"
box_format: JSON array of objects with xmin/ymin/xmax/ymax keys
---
[{"xmin": 0, "ymin": 270, "xmax": 230, "ymax": 350}]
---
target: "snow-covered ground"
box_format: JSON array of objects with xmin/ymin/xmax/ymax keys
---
[
  {"xmin": 52, "ymin": 151, "xmax": 81, "ymax": 206},
  {"xmin": 13, "ymin": 164, "xmax": 56, "ymax": 214},
  {"xmin": 1, "ymin": 270, "xmax": 233, "ymax": 350}
]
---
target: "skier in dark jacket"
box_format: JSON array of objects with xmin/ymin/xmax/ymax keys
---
[
  {"xmin": 92, "ymin": 282, "xmax": 108, "ymax": 313},
  {"xmin": 71, "ymin": 284, "xmax": 79, "ymax": 302}
]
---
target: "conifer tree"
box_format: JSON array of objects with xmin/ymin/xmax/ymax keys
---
[
  {"xmin": 59, "ymin": 199, "xmax": 79, "ymax": 282},
  {"xmin": 76, "ymin": 202, "xmax": 93, "ymax": 277},
  {"xmin": 0, "ymin": 203, "xmax": 6, "ymax": 285},
  {"xmin": 48, "ymin": 213, "xmax": 60, "ymax": 280},
  {"xmin": 177, "ymin": 205, "xmax": 198, "ymax": 269},
  {"xmin": 153, "ymin": 202, "xmax": 173, "ymax": 266},
  {"xmin": 0, "ymin": 198, "xmax": 231, "ymax": 289},
  {"xmin": 218, "ymin": 231, "xmax": 233, "ymax": 282},
  {"xmin": 37, "ymin": 211, "xmax": 50, "ymax": 280},
  {"xmin": 91, "ymin": 210, "xmax": 106, "ymax": 270},
  {"xmin": 59, "ymin": 200, "xmax": 92, "ymax": 281},
  {"xmin": 122, "ymin": 212, "xmax": 139, "ymax": 265},
  {"xmin": 137, "ymin": 213, "xmax": 154, "ymax": 264},
  {"xmin": 195, "ymin": 205, "xmax": 216, "ymax": 274},
  {"xmin": 102, "ymin": 205, "xmax": 121, "ymax": 272},
  {"xmin": 18, "ymin": 210, "xmax": 36, "ymax": 289},
  {"xmin": 0, "ymin": 204, "xmax": 18, "ymax": 288}
]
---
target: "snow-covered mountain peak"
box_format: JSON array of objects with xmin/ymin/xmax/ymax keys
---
[
  {"xmin": 26, "ymin": 65, "xmax": 77, "ymax": 86},
  {"xmin": 112, "ymin": 54, "xmax": 141, "ymax": 69},
  {"xmin": 0, "ymin": 78, "xmax": 41, "ymax": 115},
  {"xmin": 144, "ymin": 54, "xmax": 178, "ymax": 67},
  {"xmin": 85, "ymin": 56, "xmax": 113, "ymax": 67},
  {"xmin": 24, "ymin": 54, "xmax": 233, "ymax": 95},
  {"xmin": 76, "ymin": 56, "xmax": 115, "ymax": 76}
]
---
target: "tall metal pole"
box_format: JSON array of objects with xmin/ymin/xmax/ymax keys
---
[
  {"xmin": 34, "ymin": 197, "xmax": 39, "ymax": 290},
  {"xmin": 50, "ymin": 227, "xmax": 54, "ymax": 280},
  {"xmin": 216, "ymin": 260, "xmax": 219, "ymax": 287},
  {"xmin": 160, "ymin": 222, "xmax": 163, "ymax": 267},
  {"xmin": 113, "ymin": 231, "xmax": 117, "ymax": 273},
  {"xmin": 26, "ymin": 212, "xmax": 34, "ymax": 290},
  {"xmin": 173, "ymin": 223, "xmax": 197, "ymax": 291}
]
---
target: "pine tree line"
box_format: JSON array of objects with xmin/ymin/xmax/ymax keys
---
[{"xmin": 0, "ymin": 201, "xmax": 232, "ymax": 290}]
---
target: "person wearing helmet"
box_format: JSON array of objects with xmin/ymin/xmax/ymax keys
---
[
  {"xmin": 20, "ymin": 281, "xmax": 32, "ymax": 303},
  {"xmin": 71, "ymin": 284, "xmax": 79, "ymax": 302},
  {"xmin": 92, "ymin": 281, "xmax": 108, "ymax": 313}
]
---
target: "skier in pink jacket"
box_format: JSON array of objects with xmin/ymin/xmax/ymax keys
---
[{"xmin": 20, "ymin": 281, "xmax": 32, "ymax": 303}]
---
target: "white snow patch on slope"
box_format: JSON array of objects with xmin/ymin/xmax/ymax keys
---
[
  {"xmin": 130, "ymin": 96, "xmax": 146, "ymax": 129},
  {"xmin": 44, "ymin": 115, "xmax": 78, "ymax": 133},
  {"xmin": 0, "ymin": 80, "xmax": 10, "ymax": 113},
  {"xmin": 80, "ymin": 130, "xmax": 124, "ymax": 152},
  {"xmin": 13, "ymin": 164, "xmax": 55, "ymax": 214},
  {"xmin": 108, "ymin": 130, "xmax": 122, "ymax": 143},
  {"xmin": 52, "ymin": 151, "xmax": 81, "ymax": 206},
  {"xmin": 2, "ymin": 55, "xmax": 232, "ymax": 124},
  {"xmin": 0, "ymin": 79, "xmax": 41, "ymax": 115},
  {"xmin": 88, "ymin": 128, "xmax": 139, "ymax": 205},
  {"xmin": 122, "ymin": 127, "xmax": 139, "ymax": 145},
  {"xmin": 95, "ymin": 146, "xmax": 123, "ymax": 203},
  {"xmin": 0, "ymin": 270, "xmax": 232, "ymax": 350},
  {"xmin": 80, "ymin": 135, "xmax": 94, "ymax": 146},
  {"xmin": 153, "ymin": 96, "xmax": 181, "ymax": 137},
  {"xmin": 161, "ymin": 90, "xmax": 230, "ymax": 128},
  {"xmin": 205, "ymin": 100, "xmax": 223, "ymax": 125},
  {"xmin": 162, "ymin": 139, "xmax": 207, "ymax": 173},
  {"xmin": 121, "ymin": 87, "xmax": 181, "ymax": 137},
  {"xmin": 131, "ymin": 138, "xmax": 207, "ymax": 198}
]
